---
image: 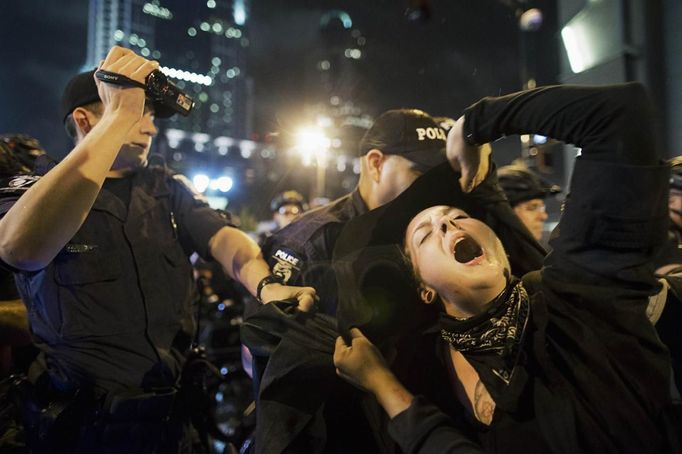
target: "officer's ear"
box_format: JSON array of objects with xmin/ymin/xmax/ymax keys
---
[
  {"xmin": 365, "ymin": 149, "xmax": 386, "ymax": 183},
  {"xmin": 72, "ymin": 107, "xmax": 100, "ymax": 138}
]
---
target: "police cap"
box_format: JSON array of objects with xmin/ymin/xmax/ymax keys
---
[
  {"xmin": 271, "ymin": 190, "xmax": 307, "ymax": 213},
  {"xmin": 358, "ymin": 109, "xmax": 447, "ymax": 173},
  {"xmin": 497, "ymin": 165, "xmax": 561, "ymax": 206}
]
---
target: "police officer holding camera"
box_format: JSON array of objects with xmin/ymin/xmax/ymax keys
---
[{"xmin": 0, "ymin": 46, "xmax": 315, "ymax": 452}]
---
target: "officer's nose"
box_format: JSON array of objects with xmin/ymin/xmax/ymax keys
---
[{"xmin": 140, "ymin": 113, "xmax": 158, "ymax": 137}]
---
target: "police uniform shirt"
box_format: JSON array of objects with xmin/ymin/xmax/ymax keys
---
[
  {"xmin": 0, "ymin": 165, "xmax": 231, "ymax": 394},
  {"xmin": 261, "ymin": 189, "xmax": 368, "ymax": 315}
]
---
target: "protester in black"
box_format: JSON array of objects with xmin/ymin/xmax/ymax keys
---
[{"xmin": 333, "ymin": 83, "xmax": 681, "ymax": 453}]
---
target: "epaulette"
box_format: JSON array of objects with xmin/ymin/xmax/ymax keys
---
[{"xmin": 172, "ymin": 173, "xmax": 210, "ymax": 205}]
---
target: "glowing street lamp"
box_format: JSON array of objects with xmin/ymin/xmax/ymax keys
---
[
  {"xmin": 295, "ymin": 127, "xmax": 330, "ymax": 165},
  {"xmin": 295, "ymin": 126, "xmax": 331, "ymax": 198}
]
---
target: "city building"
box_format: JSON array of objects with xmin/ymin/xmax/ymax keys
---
[{"xmin": 86, "ymin": 0, "xmax": 252, "ymax": 211}]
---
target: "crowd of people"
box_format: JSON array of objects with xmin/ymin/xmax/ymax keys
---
[{"xmin": 0, "ymin": 45, "xmax": 681, "ymax": 453}]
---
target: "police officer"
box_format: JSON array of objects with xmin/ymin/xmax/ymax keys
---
[
  {"xmin": 262, "ymin": 109, "xmax": 448, "ymax": 315},
  {"xmin": 0, "ymin": 46, "xmax": 314, "ymax": 452},
  {"xmin": 256, "ymin": 190, "xmax": 308, "ymax": 247},
  {"xmin": 497, "ymin": 164, "xmax": 560, "ymax": 242},
  {"xmin": 271, "ymin": 190, "xmax": 306, "ymax": 230},
  {"xmin": 255, "ymin": 109, "xmax": 448, "ymax": 453}
]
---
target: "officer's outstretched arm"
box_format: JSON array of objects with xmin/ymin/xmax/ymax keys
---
[
  {"xmin": 209, "ymin": 226, "xmax": 317, "ymax": 311},
  {"xmin": 0, "ymin": 47, "xmax": 158, "ymax": 271}
]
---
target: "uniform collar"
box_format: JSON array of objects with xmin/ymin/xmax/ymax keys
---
[
  {"xmin": 351, "ymin": 188, "xmax": 369, "ymax": 217},
  {"xmin": 91, "ymin": 166, "xmax": 171, "ymax": 222}
]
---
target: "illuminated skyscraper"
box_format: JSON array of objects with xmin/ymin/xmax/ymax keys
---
[{"xmin": 85, "ymin": 0, "xmax": 251, "ymax": 141}]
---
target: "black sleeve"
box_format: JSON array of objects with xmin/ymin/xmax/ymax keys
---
[
  {"xmin": 170, "ymin": 174, "xmax": 233, "ymax": 260},
  {"xmin": 465, "ymin": 161, "xmax": 545, "ymax": 276},
  {"xmin": 262, "ymin": 229, "xmax": 312, "ymax": 287},
  {"xmin": 464, "ymin": 83, "xmax": 668, "ymax": 298},
  {"xmin": 0, "ymin": 174, "xmax": 41, "ymax": 272},
  {"xmin": 464, "ymin": 83, "xmax": 658, "ymax": 166},
  {"xmin": 387, "ymin": 396, "xmax": 484, "ymax": 454},
  {"xmin": 264, "ymin": 225, "xmax": 341, "ymax": 313},
  {"xmin": 0, "ymin": 174, "xmax": 41, "ymax": 217}
]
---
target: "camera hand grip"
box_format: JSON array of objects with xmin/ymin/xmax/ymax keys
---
[{"xmin": 94, "ymin": 70, "xmax": 147, "ymax": 89}]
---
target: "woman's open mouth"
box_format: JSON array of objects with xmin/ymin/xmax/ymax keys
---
[{"xmin": 453, "ymin": 235, "xmax": 484, "ymax": 265}]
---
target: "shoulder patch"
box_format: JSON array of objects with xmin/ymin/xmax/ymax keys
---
[
  {"xmin": 172, "ymin": 174, "xmax": 210, "ymax": 204},
  {"xmin": 0, "ymin": 175, "xmax": 41, "ymax": 194},
  {"xmin": 270, "ymin": 247, "xmax": 303, "ymax": 284}
]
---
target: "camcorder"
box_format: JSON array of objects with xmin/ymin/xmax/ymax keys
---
[{"xmin": 95, "ymin": 69, "xmax": 195, "ymax": 117}]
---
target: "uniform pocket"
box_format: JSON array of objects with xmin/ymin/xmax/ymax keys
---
[
  {"xmin": 53, "ymin": 246, "xmax": 123, "ymax": 337},
  {"xmin": 162, "ymin": 244, "xmax": 186, "ymax": 268},
  {"xmin": 55, "ymin": 246, "xmax": 122, "ymax": 285}
]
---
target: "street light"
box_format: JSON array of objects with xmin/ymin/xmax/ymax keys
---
[{"xmin": 295, "ymin": 126, "xmax": 331, "ymax": 198}]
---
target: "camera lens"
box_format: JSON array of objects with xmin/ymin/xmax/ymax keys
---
[{"xmin": 146, "ymin": 70, "xmax": 168, "ymax": 98}]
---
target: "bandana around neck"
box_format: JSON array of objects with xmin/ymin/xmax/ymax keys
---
[{"xmin": 439, "ymin": 280, "xmax": 530, "ymax": 359}]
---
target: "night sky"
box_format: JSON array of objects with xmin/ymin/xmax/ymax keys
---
[{"xmin": 0, "ymin": 0, "xmax": 557, "ymax": 171}]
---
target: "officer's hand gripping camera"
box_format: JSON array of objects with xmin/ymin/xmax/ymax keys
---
[{"xmin": 95, "ymin": 69, "xmax": 195, "ymax": 116}]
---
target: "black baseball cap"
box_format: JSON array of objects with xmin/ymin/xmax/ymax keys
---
[
  {"xmin": 358, "ymin": 109, "xmax": 447, "ymax": 173},
  {"xmin": 270, "ymin": 190, "xmax": 308, "ymax": 212},
  {"xmin": 497, "ymin": 165, "xmax": 561, "ymax": 206},
  {"xmin": 61, "ymin": 69, "xmax": 176, "ymax": 122}
]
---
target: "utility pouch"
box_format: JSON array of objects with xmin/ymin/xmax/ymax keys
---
[{"xmin": 8, "ymin": 374, "xmax": 83, "ymax": 451}]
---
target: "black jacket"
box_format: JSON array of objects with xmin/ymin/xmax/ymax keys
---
[{"xmin": 388, "ymin": 83, "xmax": 681, "ymax": 453}]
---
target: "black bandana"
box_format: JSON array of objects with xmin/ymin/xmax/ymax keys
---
[{"xmin": 439, "ymin": 280, "xmax": 530, "ymax": 385}]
